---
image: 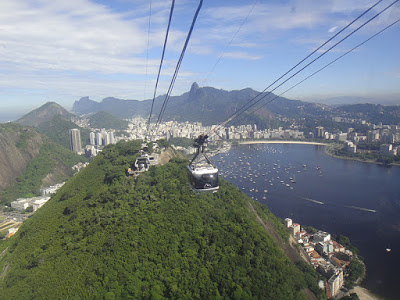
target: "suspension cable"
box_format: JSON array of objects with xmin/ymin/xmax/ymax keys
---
[
  {"xmin": 153, "ymin": 0, "xmax": 203, "ymax": 136},
  {"xmin": 200, "ymin": 0, "xmax": 259, "ymax": 87},
  {"xmin": 208, "ymin": 0, "xmax": 398, "ymax": 134},
  {"xmin": 146, "ymin": 0, "xmax": 175, "ymax": 140},
  {"xmin": 143, "ymin": 0, "xmax": 152, "ymax": 102},
  {"xmin": 231, "ymin": 17, "xmax": 400, "ymax": 127}
]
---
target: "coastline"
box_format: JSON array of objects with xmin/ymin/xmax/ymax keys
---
[
  {"xmin": 324, "ymin": 144, "xmax": 400, "ymax": 167},
  {"xmin": 236, "ymin": 140, "xmax": 400, "ymax": 167},
  {"xmin": 351, "ymin": 286, "xmax": 384, "ymax": 300},
  {"xmin": 239, "ymin": 140, "xmax": 329, "ymax": 146},
  {"xmin": 235, "ymin": 140, "xmax": 390, "ymax": 299}
]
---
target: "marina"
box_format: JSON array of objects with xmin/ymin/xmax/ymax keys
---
[{"xmin": 214, "ymin": 143, "xmax": 400, "ymax": 300}]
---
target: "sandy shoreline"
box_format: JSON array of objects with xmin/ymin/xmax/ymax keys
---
[
  {"xmin": 351, "ymin": 286, "xmax": 384, "ymax": 300},
  {"xmin": 239, "ymin": 140, "xmax": 329, "ymax": 146}
]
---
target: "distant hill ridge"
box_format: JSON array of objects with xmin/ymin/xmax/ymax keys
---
[
  {"xmin": 17, "ymin": 102, "xmax": 73, "ymax": 127},
  {"xmin": 72, "ymin": 83, "xmax": 330, "ymax": 126},
  {"xmin": 71, "ymin": 83, "xmax": 400, "ymax": 126}
]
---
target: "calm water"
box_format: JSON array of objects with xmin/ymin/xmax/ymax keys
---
[{"xmin": 214, "ymin": 143, "xmax": 400, "ymax": 300}]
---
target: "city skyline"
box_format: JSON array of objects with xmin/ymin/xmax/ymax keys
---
[{"xmin": 1, "ymin": 0, "xmax": 399, "ymax": 118}]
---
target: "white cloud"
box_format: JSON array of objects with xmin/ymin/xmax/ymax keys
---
[
  {"xmin": 0, "ymin": 0, "xmax": 203, "ymax": 103},
  {"xmin": 230, "ymin": 42, "xmax": 259, "ymax": 48},
  {"xmin": 329, "ymin": 26, "xmax": 338, "ymax": 33},
  {"xmin": 0, "ymin": 0, "xmax": 188, "ymax": 75},
  {"xmin": 223, "ymin": 52, "xmax": 262, "ymax": 60},
  {"xmin": 0, "ymin": 0, "xmax": 397, "ymax": 107}
]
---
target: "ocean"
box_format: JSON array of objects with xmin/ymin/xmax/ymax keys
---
[{"xmin": 214, "ymin": 143, "xmax": 400, "ymax": 300}]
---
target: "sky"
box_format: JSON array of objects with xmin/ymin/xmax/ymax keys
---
[{"xmin": 0, "ymin": 0, "xmax": 399, "ymax": 120}]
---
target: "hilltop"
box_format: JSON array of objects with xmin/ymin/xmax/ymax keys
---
[
  {"xmin": 15, "ymin": 102, "xmax": 90, "ymax": 149},
  {"xmin": 0, "ymin": 141, "xmax": 323, "ymax": 299},
  {"xmin": 17, "ymin": 102, "xmax": 73, "ymax": 127}
]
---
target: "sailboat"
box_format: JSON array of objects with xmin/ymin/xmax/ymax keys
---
[{"xmin": 290, "ymin": 174, "xmax": 296, "ymax": 183}]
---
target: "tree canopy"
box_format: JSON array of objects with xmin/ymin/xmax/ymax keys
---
[{"xmin": 0, "ymin": 140, "xmax": 320, "ymax": 299}]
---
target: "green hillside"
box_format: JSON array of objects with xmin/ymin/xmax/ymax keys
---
[
  {"xmin": 37, "ymin": 115, "xmax": 90, "ymax": 149},
  {"xmin": 0, "ymin": 123, "xmax": 87, "ymax": 205},
  {"xmin": 0, "ymin": 141, "xmax": 322, "ymax": 299},
  {"xmin": 88, "ymin": 111, "xmax": 128, "ymax": 130},
  {"xmin": 0, "ymin": 140, "xmax": 87, "ymax": 205},
  {"xmin": 0, "ymin": 123, "xmax": 45, "ymax": 192}
]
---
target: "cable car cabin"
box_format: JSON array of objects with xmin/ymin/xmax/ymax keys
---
[
  {"xmin": 187, "ymin": 163, "xmax": 219, "ymax": 193},
  {"xmin": 134, "ymin": 154, "xmax": 151, "ymax": 172}
]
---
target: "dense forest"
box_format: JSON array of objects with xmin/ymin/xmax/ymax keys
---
[{"xmin": 0, "ymin": 140, "xmax": 322, "ymax": 299}]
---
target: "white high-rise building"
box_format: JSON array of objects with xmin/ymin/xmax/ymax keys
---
[
  {"xmin": 108, "ymin": 131, "xmax": 115, "ymax": 144},
  {"xmin": 89, "ymin": 132, "xmax": 96, "ymax": 145},
  {"xmin": 69, "ymin": 129, "xmax": 82, "ymax": 154},
  {"xmin": 102, "ymin": 130, "xmax": 110, "ymax": 145},
  {"xmin": 96, "ymin": 132, "xmax": 102, "ymax": 146}
]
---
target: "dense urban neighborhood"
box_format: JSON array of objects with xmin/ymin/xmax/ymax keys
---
[{"xmin": 285, "ymin": 218, "xmax": 363, "ymax": 299}]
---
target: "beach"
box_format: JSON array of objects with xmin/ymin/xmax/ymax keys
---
[{"xmin": 352, "ymin": 286, "xmax": 384, "ymax": 300}]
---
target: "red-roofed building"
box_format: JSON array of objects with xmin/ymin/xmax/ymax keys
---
[{"xmin": 332, "ymin": 240, "xmax": 345, "ymax": 253}]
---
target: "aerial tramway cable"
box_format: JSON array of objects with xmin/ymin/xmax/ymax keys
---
[
  {"xmin": 153, "ymin": 0, "xmax": 203, "ymax": 135},
  {"xmin": 146, "ymin": 0, "xmax": 175, "ymax": 140},
  {"xmin": 200, "ymin": 0, "xmax": 259, "ymax": 87},
  {"xmin": 208, "ymin": 0, "xmax": 393, "ymax": 135},
  {"xmin": 230, "ymin": 16, "xmax": 400, "ymax": 127},
  {"xmin": 219, "ymin": 0, "xmax": 400, "ymax": 129},
  {"xmin": 189, "ymin": 0, "xmax": 396, "ymax": 193},
  {"xmin": 143, "ymin": 0, "xmax": 152, "ymax": 106}
]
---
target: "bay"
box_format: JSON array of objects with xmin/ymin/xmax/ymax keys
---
[{"xmin": 214, "ymin": 143, "xmax": 400, "ymax": 300}]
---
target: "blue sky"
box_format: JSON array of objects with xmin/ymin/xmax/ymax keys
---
[{"xmin": 0, "ymin": 0, "xmax": 399, "ymax": 119}]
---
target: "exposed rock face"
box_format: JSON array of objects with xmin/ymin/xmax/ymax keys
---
[
  {"xmin": 0, "ymin": 124, "xmax": 44, "ymax": 192},
  {"xmin": 72, "ymin": 96, "xmax": 100, "ymax": 115}
]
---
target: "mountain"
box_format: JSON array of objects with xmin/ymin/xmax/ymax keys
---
[
  {"xmin": 72, "ymin": 83, "xmax": 330, "ymax": 127},
  {"xmin": 0, "ymin": 123, "xmax": 86, "ymax": 204},
  {"xmin": 335, "ymin": 103, "xmax": 400, "ymax": 124},
  {"xmin": 311, "ymin": 95, "xmax": 400, "ymax": 106},
  {"xmin": 15, "ymin": 102, "xmax": 90, "ymax": 149},
  {"xmin": 17, "ymin": 102, "xmax": 73, "ymax": 127},
  {"xmin": 72, "ymin": 96, "xmax": 155, "ymax": 118},
  {"xmin": 88, "ymin": 111, "xmax": 129, "ymax": 130},
  {"xmin": 0, "ymin": 141, "xmax": 323, "ymax": 299}
]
